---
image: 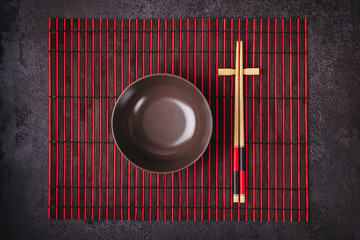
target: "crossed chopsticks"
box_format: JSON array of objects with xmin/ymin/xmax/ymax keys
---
[{"xmin": 218, "ymin": 41, "xmax": 259, "ymax": 203}]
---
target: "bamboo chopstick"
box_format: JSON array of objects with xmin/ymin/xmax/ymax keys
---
[
  {"xmin": 233, "ymin": 41, "xmax": 240, "ymax": 203},
  {"xmin": 238, "ymin": 41, "xmax": 245, "ymax": 204},
  {"xmin": 218, "ymin": 41, "xmax": 259, "ymax": 204}
]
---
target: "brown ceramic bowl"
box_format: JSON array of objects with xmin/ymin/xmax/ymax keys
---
[{"xmin": 111, "ymin": 73, "xmax": 213, "ymax": 174}]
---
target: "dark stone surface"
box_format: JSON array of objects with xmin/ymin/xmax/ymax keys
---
[{"xmin": 0, "ymin": 0, "xmax": 359, "ymax": 239}]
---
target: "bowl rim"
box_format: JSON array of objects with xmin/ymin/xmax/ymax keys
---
[{"xmin": 111, "ymin": 73, "xmax": 213, "ymax": 174}]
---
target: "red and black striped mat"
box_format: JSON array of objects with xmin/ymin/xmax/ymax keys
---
[{"xmin": 48, "ymin": 18, "xmax": 308, "ymax": 221}]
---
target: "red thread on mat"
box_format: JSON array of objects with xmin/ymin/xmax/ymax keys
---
[
  {"xmin": 178, "ymin": 18, "xmax": 182, "ymax": 221},
  {"xmin": 215, "ymin": 18, "xmax": 219, "ymax": 221},
  {"xmin": 106, "ymin": 19, "xmax": 109, "ymax": 220},
  {"xmin": 267, "ymin": 19, "xmax": 271, "ymax": 221},
  {"xmin": 289, "ymin": 19, "xmax": 293, "ymax": 222},
  {"xmin": 179, "ymin": 18, "xmax": 182, "ymax": 78},
  {"xmin": 121, "ymin": 20, "xmax": 124, "ymax": 89},
  {"xmin": 128, "ymin": 158, "xmax": 131, "ymax": 220},
  {"xmin": 297, "ymin": 18, "xmax": 301, "ymax": 222},
  {"xmin": 91, "ymin": 18, "xmax": 95, "ymax": 220},
  {"xmin": 48, "ymin": 18, "xmax": 52, "ymax": 219},
  {"xmin": 245, "ymin": 19, "xmax": 249, "ymax": 221},
  {"xmin": 193, "ymin": 18, "xmax": 197, "ymax": 221},
  {"xmin": 70, "ymin": 18, "xmax": 74, "ymax": 220},
  {"xmin": 99, "ymin": 19, "xmax": 102, "ymax": 220},
  {"xmin": 201, "ymin": 18, "xmax": 204, "ymax": 221},
  {"xmin": 113, "ymin": 19, "xmax": 117, "ymax": 220},
  {"xmin": 157, "ymin": 19, "xmax": 160, "ymax": 75},
  {"xmin": 252, "ymin": 18, "xmax": 256, "ymax": 221},
  {"xmin": 259, "ymin": 18, "xmax": 263, "ymax": 222},
  {"xmin": 121, "ymin": 154, "xmax": 123, "ymax": 220},
  {"xmin": 215, "ymin": 18, "xmax": 219, "ymax": 222},
  {"xmin": 208, "ymin": 18, "xmax": 212, "ymax": 221},
  {"xmin": 120, "ymin": 19, "xmax": 124, "ymax": 220},
  {"xmin": 282, "ymin": 19, "xmax": 286, "ymax": 222},
  {"xmin": 77, "ymin": 18, "xmax": 81, "ymax": 220},
  {"xmin": 55, "ymin": 18, "xmax": 59, "ymax": 220},
  {"xmin": 63, "ymin": 19, "xmax": 67, "ymax": 220},
  {"xmin": 90, "ymin": 18, "xmax": 93, "ymax": 220},
  {"xmin": 186, "ymin": 18, "xmax": 190, "ymax": 221},
  {"xmin": 90, "ymin": 18, "xmax": 94, "ymax": 220},
  {"xmin": 84, "ymin": 19, "xmax": 88, "ymax": 220},
  {"xmin": 305, "ymin": 18, "xmax": 309, "ymax": 222},
  {"xmin": 222, "ymin": 18, "xmax": 226, "ymax": 221},
  {"xmin": 165, "ymin": 19, "xmax": 168, "ymax": 74},
  {"xmin": 274, "ymin": 19, "xmax": 278, "ymax": 222},
  {"xmin": 157, "ymin": 173, "xmax": 159, "ymax": 220}
]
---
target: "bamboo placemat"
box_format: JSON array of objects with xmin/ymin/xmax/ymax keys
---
[{"xmin": 48, "ymin": 18, "xmax": 308, "ymax": 221}]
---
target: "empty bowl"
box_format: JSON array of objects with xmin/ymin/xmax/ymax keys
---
[{"xmin": 111, "ymin": 73, "xmax": 213, "ymax": 173}]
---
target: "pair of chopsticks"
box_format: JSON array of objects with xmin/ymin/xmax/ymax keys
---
[{"xmin": 218, "ymin": 41, "xmax": 259, "ymax": 203}]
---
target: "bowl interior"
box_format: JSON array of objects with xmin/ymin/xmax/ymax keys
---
[{"xmin": 112, "ymin": 74, "xmax": 213, "ymax": 173}]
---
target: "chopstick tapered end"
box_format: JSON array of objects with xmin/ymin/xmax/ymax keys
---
[
  {"xmin": 233, "ymin": 194, "xmax": 239, "ymax": 203},
  {"xmin": 240, "ymin": 194, "xmax": 245, "ymax": 203}
]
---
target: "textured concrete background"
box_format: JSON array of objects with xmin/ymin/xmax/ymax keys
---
[{"xmin": 0, "ymin": 0, "xmax": 360, "ymax": 239}]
